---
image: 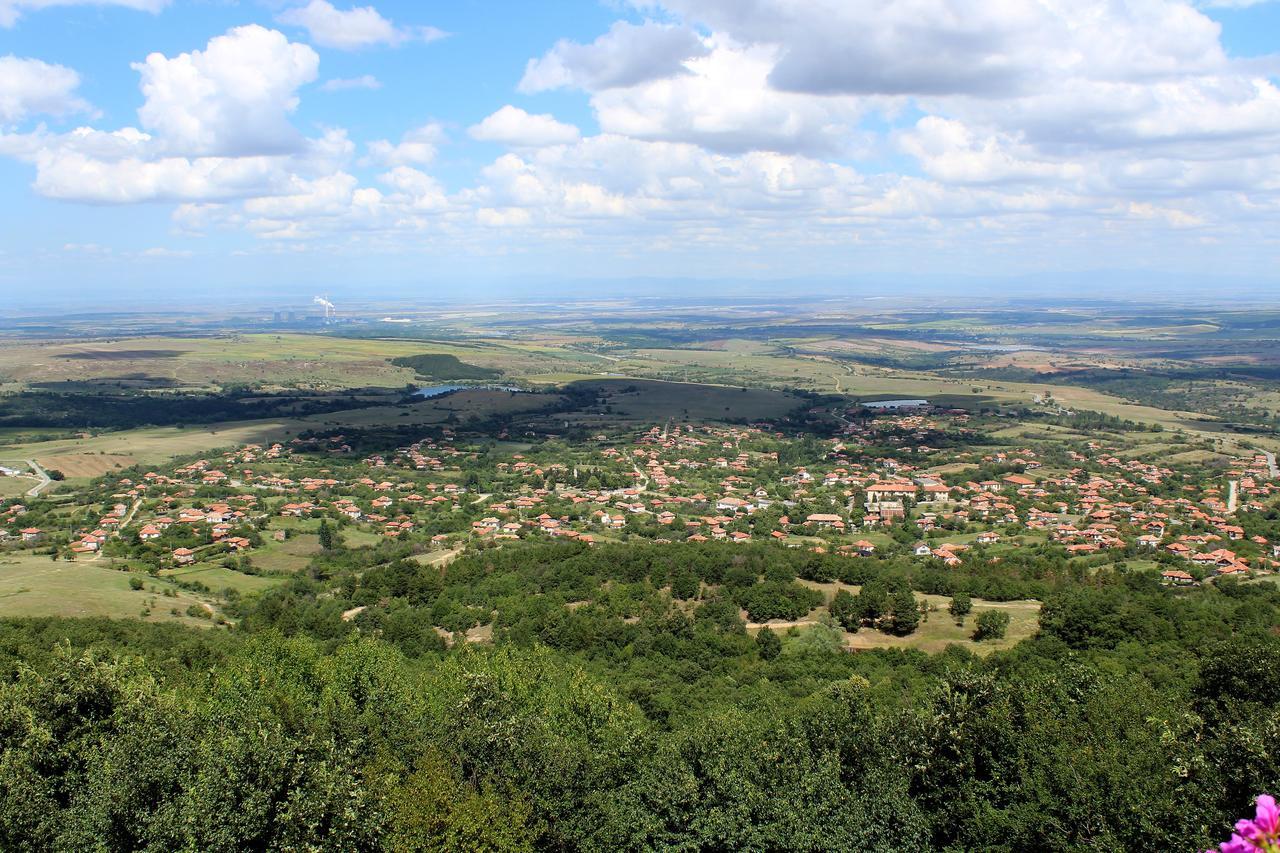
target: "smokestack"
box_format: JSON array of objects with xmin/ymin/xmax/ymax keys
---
[{"xmin": 313, "ymin": 296, "xmax": 336, "ymax": 321}]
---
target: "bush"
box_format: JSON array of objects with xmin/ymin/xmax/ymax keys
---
[{"xmin": 128, "ymin": 576, "xmax": 145, "ymax": 591}]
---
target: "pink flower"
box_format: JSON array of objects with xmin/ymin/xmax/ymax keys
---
[
  {"xmin": 1209, "ymin": 796, "xmax": 1280, "ymax": 853},
  {"xmin": 1255, "ymin": 795, "xmax": 1280, "ymax": 838}
]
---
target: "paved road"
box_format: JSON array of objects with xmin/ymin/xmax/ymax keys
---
[
  {"xmin": 1265, "ymin": 451, "xmax": 1279, "ymax": 480},
  {"xmin": 1227, "ymin": 479, "xmax": 1239, "ymax": 514},
  {"xmin": 24, "ymin": 459, "xmax": 51, "ymax": 498}
]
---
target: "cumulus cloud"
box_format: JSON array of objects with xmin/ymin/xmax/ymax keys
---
[
  {"xmin": 519, "ymin": 21, "xmax": 708, "ymax": 93},
  {"xmin": 899, "ymin": 117, "xmax": 1085, "ymax": 185},
  {"xmin": 320, "ymin": 74, "xmax": 381, "ymax": 92},
  {"xmin": 276, "ymin": 1, "xmax": 447, "ymax": 51},
  {"xmin": 0, "ymin": 0, "xmax": 167, "ymax": 28},
  {"xmin": 589, "ymin": 39, "xmax": 869, "ymax": 156},
  {"xmin": 469, "ymin": 106, "xmax": 580, "ymax": 147},
  {"xmin": 133, "ymin": 25, "xmax": 319, "ymax": 156},
  {"xmin": 4, "ymin": 0, "xmax": 1280, "ymax": 268},
  {"xmin": 0, "ymin": 56, "xmax": 91, "ymax": 124},
  {"xmin": 641, "ymin": 0, "xmax": 1228, "ymax": 96},
  {"xmin": 366, "ymin": 123, "xmax": 446, "ymax": 166}
]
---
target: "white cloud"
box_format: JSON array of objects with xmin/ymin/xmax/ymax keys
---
[
  {"xmin": 589, "ymin": 39, "xmax": 870, "ymax": 156},
  {"xmin": 0, "ymin": 56, "xmax": 91, "ymax": 123},
  {"xmin": 320, "ymin": 74, "xmax": 381, "ymax": 92},
  {"xmin": 899, "ymin": 117, "xmax": 1085, "ymax": 185},
  {"xmin": 519, "ymin": 21, "xmax": 708, "ymax": 93},
  {"xmin": 276, "ymin": 0, "xmax": 446, "ymax": 51},
  {"xmin": 133, "ymin": 25, "xmax": 319, "ymax": 156},
  {"xmin": 366, "ymin": 122, "xmax": 446, "ymax": 166},
  {"xmin": 0, "ymin": 0, "xmax": 167, "ymax": 28},
  {"xmin": 469, "ymin": 106, "xmax": 580, "ymax": 147},
  {"xmin": 641, "ymin": 0, "xmax": 1228, "ymax": 96},
  {"xmin": 3, "ymin": 0, "xmax": 1280, "ymax": 272}
]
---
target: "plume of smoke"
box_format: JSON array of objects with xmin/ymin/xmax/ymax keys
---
[{"xmin": 313, "ymin": 296, "xmax": 336, "ymax": 320}]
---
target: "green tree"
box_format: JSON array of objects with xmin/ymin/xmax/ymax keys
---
[
  {"xmin": 756, "ymin": 626, "xmax": 782, "ymax": 660},
  {"xmin": 829, "ymin": 589, "xmax": 859, "ymax": 631},
  {"xmin": 318, "ymin": 520, "xmax": 335, "ymax": 551},
  {"xmin": 890, "ymin": 588, "xmax": 920, "ymax": 636},
  {"xmin": 948, "ymin": 591, "xmax": 972, "ymax": 622},
  {"xmin": 973, "ymin": 610, "xmax": 1010, "ymax": 641}
]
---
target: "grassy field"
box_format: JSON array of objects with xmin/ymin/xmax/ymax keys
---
[
  {"xmin": 0, "ymin": 419, "xmax": 300, "ymax": 476},
  {"xmin": 0, "ymin": 476, "xmax": 33, "ymax": 498},
  {"xmin": 161, "ymin": 564, "xmax": 284, "ymax": 596},
  {"xmin": 0, "ymin": 553, "xmax": 214, "ymax": 626},
  {"xmin": 0, "ymin": 333, "xmax": 611, "ymax": 393},
  {"xmin": 750, "ymin": 579, "xmax": 1042, "ymax": 655},
  {"xmin": 251, "ymin": 533, "xmax": 322, "ymax": 574}
]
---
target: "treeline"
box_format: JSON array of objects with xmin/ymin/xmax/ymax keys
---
[{"xmin": 0, "ymin": 388, "xmax": 396, "ymax": 430}]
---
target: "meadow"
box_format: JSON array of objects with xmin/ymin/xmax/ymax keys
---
[{"xmin": 0, "ymin": 553, "xmax": 214, "ymax": 627}]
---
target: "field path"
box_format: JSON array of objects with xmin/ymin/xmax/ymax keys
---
[
  {"xmin": 24, "ymin": 459, "xmax": 51, "ymax": 497},
  {"xmin": 1227, "ymin": 479, "xmax": 1239, "ymax": 514}
]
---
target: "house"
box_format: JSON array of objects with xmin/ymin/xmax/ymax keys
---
[
  {"xmin": 866, "ymin": 483, "xmax": 917, "ymax": 502},
  {"xmin": 139, "ymin": 525, "xmax": 161, "ymax": 541},
  {"xmin": 932, "ymin": 548, "xmax": 962, "ymax": 567},
  {"xmin": 172, "ymin": 548, "xmax": 195, "ymax": 565},
  {"xmin": 1161, "ymin": 569, "xmax": 1195, "ymax": 586},
  {"xmin": 913, "ymin": 542, "xmax": 933, "ymax": 557},
  {"xmin": 19, "ymin": 527, "xmax": 42, "ymax": 543},
  {"xmin": 976, "ymin": 531, "xmax": 1001, "ymax": 544},
  {"xmin": 715, "ymin": 496, "xmax": 752, "ymax": 514},
  {"xmin": 805, "ymin": 513, "xmax": 844, "ymax": 530}
]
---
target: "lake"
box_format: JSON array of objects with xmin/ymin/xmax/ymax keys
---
[
  {"xmin": 415, "ymin": 384, "xmax": 522, "ymax": 398},
  {"xmin": 861, "ymin": 399, "xmax": 930, "ymax": 409}
]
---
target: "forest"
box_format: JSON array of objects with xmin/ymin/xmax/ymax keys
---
[{"xmin": 2, "ymin": 536, "xmax": 1279, "ymax": 851}]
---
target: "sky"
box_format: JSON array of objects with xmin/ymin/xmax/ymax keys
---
[{"xmin": 1, "ymin": 0, "xmax": 1279, "ymax": 307}]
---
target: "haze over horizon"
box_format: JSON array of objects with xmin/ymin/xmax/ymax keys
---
[{"xmin": 2, "ymin": 0, "xmax": 1279, "ymax": 304}]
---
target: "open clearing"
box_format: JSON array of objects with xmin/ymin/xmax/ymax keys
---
[
  {"xmin": 746, "ymin": 579, "xmax": 1042, "ymax": 655},
  {"xmin": 0, "ymin": 419, "xmax": 301, "ymax": 472},
  {"xmin": 251, "ymin": 533, "xmax": 322, "ymax": 574},
  {"xmin": 161, "ymin": 565, "xmax": 284, "ymax": 596},
  {"xmin": 30, "ymin": 453, "xmax": 136, "ymax": 479},
  {"xmin": 0, "ymin": 553, "xmax": 214, "ymax": 626}
]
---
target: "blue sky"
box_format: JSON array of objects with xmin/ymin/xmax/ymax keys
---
[{"xmin": 1, "ymin": 0, "xmax": 1279, "ymax": 307}]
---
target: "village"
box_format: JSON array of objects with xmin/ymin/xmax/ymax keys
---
[{"xmin": 3, "ymin": 403, "xmax": 1276, "ymax": 607}]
